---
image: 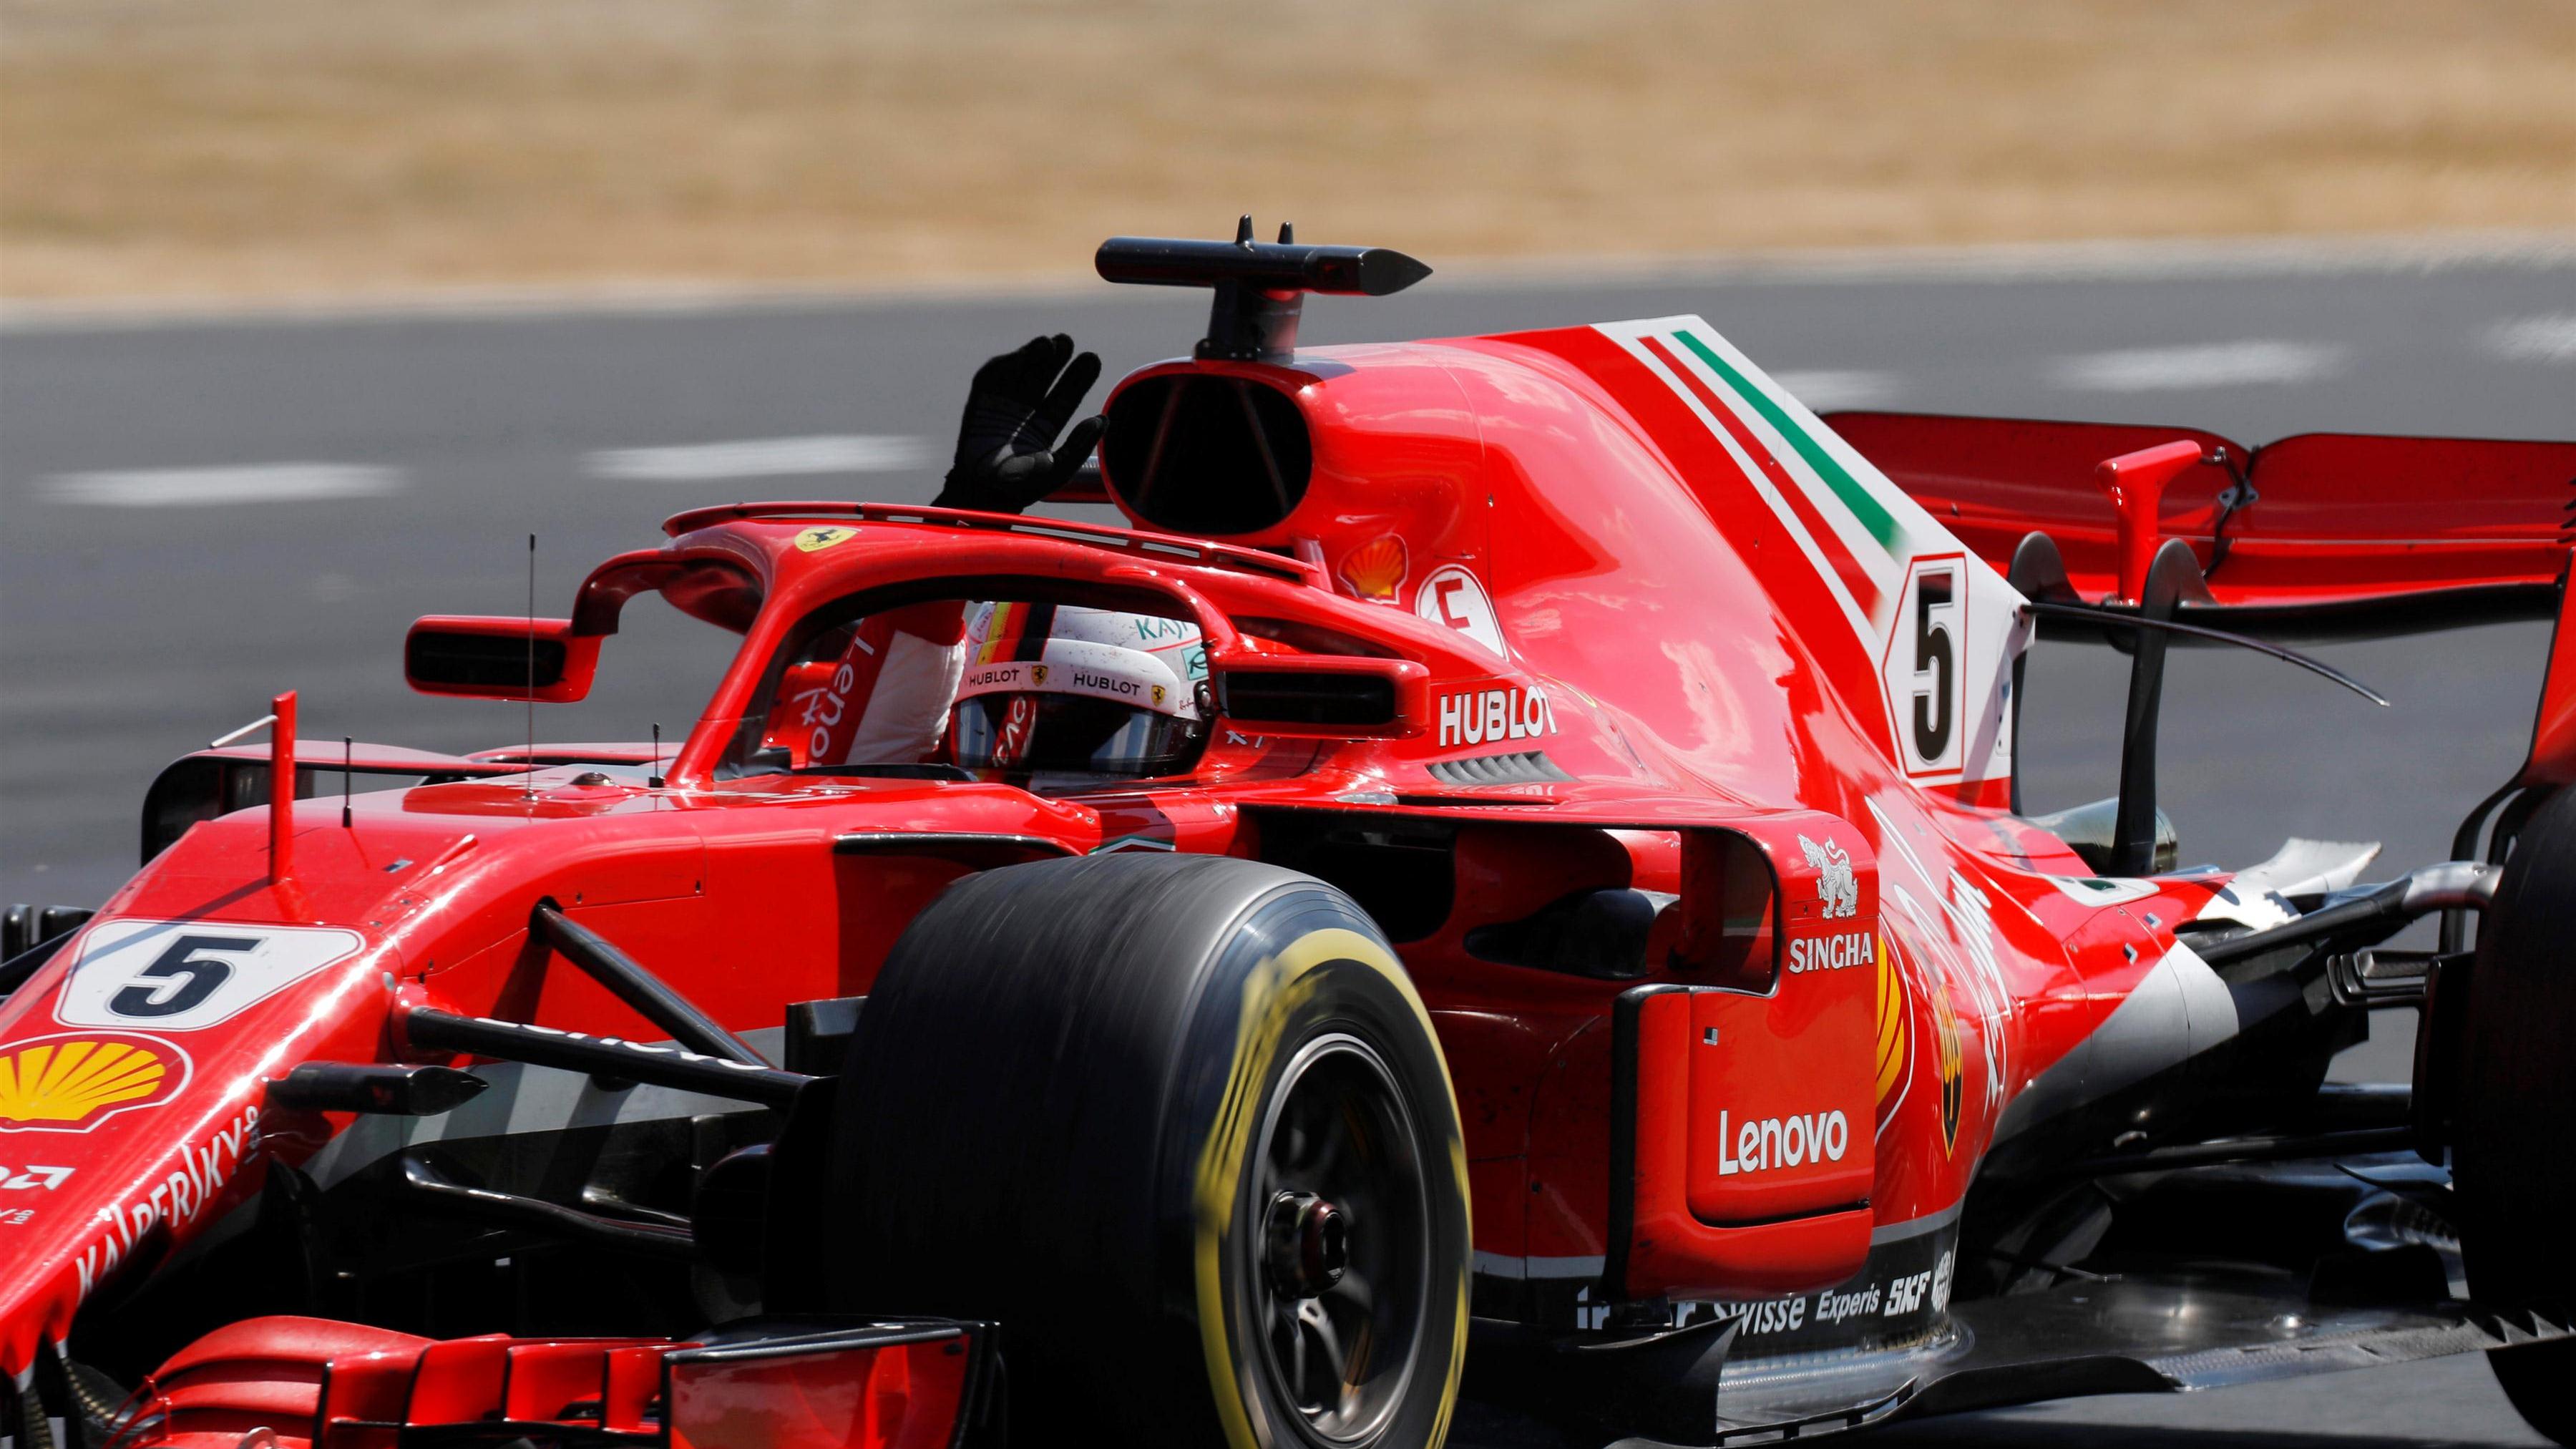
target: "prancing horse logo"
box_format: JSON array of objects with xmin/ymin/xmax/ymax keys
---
[{"xmin": 1799, "ymin": 834, "xmax": 1859, "ymax": 919}]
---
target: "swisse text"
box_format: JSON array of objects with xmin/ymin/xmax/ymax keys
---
[
  {"xmin": 1734, "ymin": 1297, "xmax": 1805, "ymax": 1334},
  {"xmin": 1789, "ymin": 932, "xmax": 1872, "ymax": 973},
  {"xmin": 1715, "ymin": 1108, "xmax": 1850, "ymax": 1176},
  {"xmin": 1436, "ymin": 686, "xmax": 1558, "ymax": 749}
]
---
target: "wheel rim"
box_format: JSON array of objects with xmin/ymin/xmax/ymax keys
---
[{"xmin": 1245, "ymin": 1032, "xmax": 1430, "ymax": 1445}]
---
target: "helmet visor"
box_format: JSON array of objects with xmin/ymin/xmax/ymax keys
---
[{"xmin": 951, "ymin": 692, "xmax": 1203, "ymax": 777}]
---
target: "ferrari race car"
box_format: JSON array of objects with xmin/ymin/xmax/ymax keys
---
[{"xmin": 9, "ymin": 223, "xmax": 2576, "ymax": 1449}]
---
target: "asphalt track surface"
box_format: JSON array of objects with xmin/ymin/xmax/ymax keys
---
[{"xmin": 3, "ymin": 248, "xmax": 2571, "ymax": 1445}]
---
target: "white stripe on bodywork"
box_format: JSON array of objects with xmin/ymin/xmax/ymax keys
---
[
  {"xmin": 1990, "ymin": 942, "xmax": 2238, "ymax": 1145},
  {"xmin": 1598, "ymin": 316, "xmax": 2026, "ymax": 785},
  {"xmin": 1640, "ymin": 323, "xmax": 1912, "ymax": 622},
  {"xmin": 1870, "ymin": 1199, "xmax": 1963, "ymax": 1245},
  {"xmin": 1868, "ymin": 798, "xmax": 2014, "ymax": 1101},
  {"xmin": 1472, "ymin": 1252, "xmax": 1607, "ymax": 1282},
  {"xmin": 1602, "ymin": 321, "xmax": 1880, "ymax": 649},
  {"xmin": 1470, "ymin": 1211, "xmax": 1957, "ymax": 1284}
]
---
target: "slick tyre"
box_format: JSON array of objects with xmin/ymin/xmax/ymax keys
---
[
  {"xmin": 2454, "ymin": 786, "xmax": 2576, "ymax": 1445},
  {"xmin": 827, "ymin": 854, "xmax": 1471, "ymax": 1449}
]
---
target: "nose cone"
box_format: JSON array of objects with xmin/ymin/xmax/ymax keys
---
[{"xmin": 0, "ymin": 912, "xmax": 399, "ymax": 1377}]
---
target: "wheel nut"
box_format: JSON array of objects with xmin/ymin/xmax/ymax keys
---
[
  {"xmin": 1304, "ymin": 1200, "xmax": 1347, "ymax": 1287},
  {"xmin": 1265, "ymin": 1191, "xmax": 1349, "ymax": 1297}
]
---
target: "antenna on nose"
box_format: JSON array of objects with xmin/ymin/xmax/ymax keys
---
[{"xmin": 525, "ymin": 534, "xmax": 537, "ymax": 801}]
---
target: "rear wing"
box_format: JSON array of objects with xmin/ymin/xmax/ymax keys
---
[
  {"xmin": 1825, "ymin": 412, "xmax": 2576, "ymax": 637},
  {"xmin": 1827, "ymin": 411, "xmax": 2576, "ymax": 786}
]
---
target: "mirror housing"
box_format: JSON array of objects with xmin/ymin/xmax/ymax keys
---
[
  {"xmin": 1210, "ymin": 656, "xmax": 1427, "ymax": 738},
  {"xmin": 405, "ymin": 615, "xmax": 600, "ymax": 702}
]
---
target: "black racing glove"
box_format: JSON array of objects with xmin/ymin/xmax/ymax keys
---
[{"xmin": 932, "ymin": 333, "xmax": 1107, "ymax": 514}]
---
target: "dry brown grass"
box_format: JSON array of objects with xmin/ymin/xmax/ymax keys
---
[{"xmin": 4, "ymin": 0, "xmax": 2572, "ymax": 301}]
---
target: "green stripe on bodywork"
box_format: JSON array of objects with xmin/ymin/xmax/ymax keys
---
[{"xmin": 1675, "ymin": 329, "xmax": 1904, "ymax": 554}]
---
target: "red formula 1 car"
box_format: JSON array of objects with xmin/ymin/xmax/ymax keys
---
[{"xmin": 8, "ymin": 226, "xmax": 2576, "ymax": 1449}]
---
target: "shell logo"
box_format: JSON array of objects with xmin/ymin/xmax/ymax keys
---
[
  {"xmin": 0, "ymin": 1032, "xmax": 189, "ymax": 1133},
  {"xmin": 1337, "ymin": 535, "xmax": 1408, "ymax": 602}
]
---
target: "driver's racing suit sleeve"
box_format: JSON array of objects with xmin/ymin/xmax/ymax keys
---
[{"xmin": 779, "ymin": 601, "xmax": 969, "ymax": 767}]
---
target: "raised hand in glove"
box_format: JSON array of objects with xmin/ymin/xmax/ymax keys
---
[{"xmin": 932, "ymin": 333, "xmax": 1107, "ymax": 514}]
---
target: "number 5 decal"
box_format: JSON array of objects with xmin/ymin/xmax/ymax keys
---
[
  {"xmin": 57, "ymin": 919, "xmax": 365, "ymax": 1031},
  {"xmin": 1880, "ymin": 556, "xmax": 1968, "ymax": 777},
  {"xmin": 108, "ymin": 935, "xmax": 253, "ymax": 1018}
]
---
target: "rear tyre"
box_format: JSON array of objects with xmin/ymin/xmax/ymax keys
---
[
  {"xmin": 2453, "ymin": 786, "xmax": 2576, "ymax": 1445},
  {"xmin": 827, "ymin": 853, "xmax": 1470, "ymax": 1449}
]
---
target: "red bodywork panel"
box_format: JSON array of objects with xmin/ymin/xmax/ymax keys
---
[{"xmin": 4, "ymin": 313, "xmax": 2559, "ymax": 1387}]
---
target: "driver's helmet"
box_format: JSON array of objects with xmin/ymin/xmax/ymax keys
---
[{"xmin": 951, "ymin": 602, "xmax": 1208, "ymax": 776}]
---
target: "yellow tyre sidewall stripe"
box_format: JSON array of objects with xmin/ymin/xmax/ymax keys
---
[{"xmin": 1189, "ymin": 923, "xmax": 1471, "ymax": 1449}]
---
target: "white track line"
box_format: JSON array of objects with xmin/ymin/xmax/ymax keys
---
[
  {"xmin": 34, "ymin": 462, "xmax": 406, "ymax": 507},
  {"xmin": 7, "ymin": 232, "xmax": 2568, "ymax": 333},
  {"xmin": 1772, "ymin": 369, "xmax": 1903, "ymax": 411},
  {"xmin": 2048, "ymin": 340, "xmax": 2348, "ymax": 392},
  {"xmin": 2485, "ymin": 313, "xmax": 2576, "ymax": 363},
  {"xmin": 585, "ymin": 434, "xmax": 930, "ymax": 482}
]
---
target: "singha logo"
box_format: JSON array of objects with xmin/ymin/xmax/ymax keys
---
[{"xmin": 1799, "ymin": 834, "xmax": 1859, "ymax": 919}]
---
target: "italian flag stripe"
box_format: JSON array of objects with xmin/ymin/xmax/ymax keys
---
[
  {"xmin": 1674, "ymin": 329, "xmax": 1905, "ymax": 556},
  {"xmin": 1638, "ymin": 334, "xmax": 1885, "ymax": 620}
]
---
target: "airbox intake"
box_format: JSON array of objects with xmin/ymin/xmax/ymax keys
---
[{"xmin": 1102, "ymin": 374, "xmax": 1313, "ymax": 537}]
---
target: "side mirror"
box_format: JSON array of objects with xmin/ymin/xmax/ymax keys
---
[{"xmin": 405, "ymin": 615, "xmax": 600, "ymax": 703}]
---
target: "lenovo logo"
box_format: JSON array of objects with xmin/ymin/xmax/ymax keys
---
[{"xmin": 1714, "ymin": 1108, "xmax": 1851, "ymax": 1176}]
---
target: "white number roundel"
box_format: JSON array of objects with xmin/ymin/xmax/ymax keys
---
[
  {"xmin": 1413, "ymin": 565, "xmax": 1508, "ymax": 659},
  {"xmin": 57, "ymin": 919, "xmax": 366, "ymax": 1031}
]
